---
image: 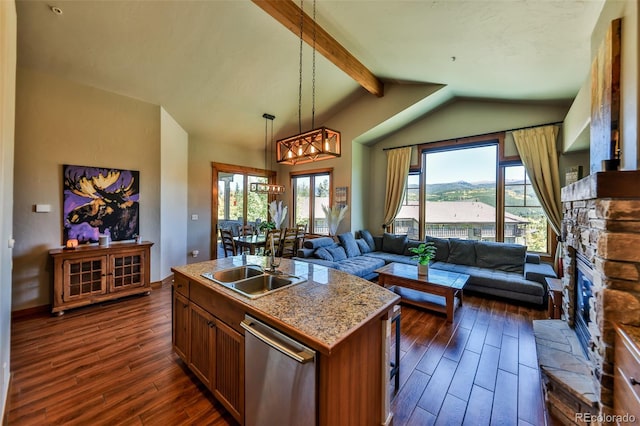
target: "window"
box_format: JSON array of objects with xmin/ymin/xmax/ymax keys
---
[
  {"xmin": 393, "ymin": 173, "xmax": 420, "ymax": 239},
  {"xmin": 392, "ymin": 136, "xmax": 551, "ymax": 254},
  {"xmin": 503, "ymin": 165, "xmax": 547, "ymax": 252},
  {"xmin": 291, "ymin": 169, "xmax": 332, "ymax": 234},
  {"xmin": 423, "ymin": 145, "xmax": 497, "ymax": 241}
]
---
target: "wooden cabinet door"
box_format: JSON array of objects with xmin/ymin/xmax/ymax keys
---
[
  {"xmin": 213, "ymin": 320, "xmax": 244, "ymax": 423},
  {"xmin": 172, "ymin": 291, "xmax": 190, "ymax": 362},
  {"xmin": 189, "ymin": 303, "xmax": 216, "ymax": 389},
  {"xmin": 108, "ymin": 249, "xmax": 146, "ymax": 293},
  {"xmin": 62, "ymin": 255, "xmax": 108, "ymax": 302}
]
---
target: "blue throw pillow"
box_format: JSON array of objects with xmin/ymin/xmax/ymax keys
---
[
  {"xmin": 356, "ymin": 238, "xmax": 371, "ymax": 254},
  {"xmin": 314, "ymin": 247, "xmax": 334, "ymax": 261},
  {"xmin": 338, "ymin": 232, "xmax": 362, "ymax": 258},
  {"xmin": 359, "ymin": 230, "xmax": 376, "ymax": 252},
  {"xmin": 326, "ymin": 245, "xmax": 347, "ymax": 261},
  {"xmin": 382, "ymin": 233, "xmax": 408, "ymax": 255}
]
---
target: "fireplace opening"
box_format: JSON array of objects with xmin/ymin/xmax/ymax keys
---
[{"xmin": 574, "ymin": 253, "xmax": 594, "ymax": 357}]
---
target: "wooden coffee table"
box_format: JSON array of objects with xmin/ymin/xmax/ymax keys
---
[{"xmin": 374, "ymin": 263, "xmax": 469, "ymax": 322}]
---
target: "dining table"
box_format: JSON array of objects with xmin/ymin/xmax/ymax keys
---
[{"xmin": 233, "ymin": 234, "xmax": 267, "ymax": 255}]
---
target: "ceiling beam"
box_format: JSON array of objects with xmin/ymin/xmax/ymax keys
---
[{"xmin": 252, "ymin": 0, "xmax": 384, "ymax": 97}]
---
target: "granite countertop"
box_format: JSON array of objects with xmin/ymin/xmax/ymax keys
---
[{"xmin": 171, "ymin": 255, "xmax": 400, "ymax": 353}]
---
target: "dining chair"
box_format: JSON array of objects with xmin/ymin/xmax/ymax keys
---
[
  {"xmin": 296, "ymin": 223, "xmax": 307, "ymax": 247},
  {"xmin": 239, "ymin": 224, "xmax": 254, "ymax": 237},
  {"xmin": 264, "ymin": 228, "xmax": 283, "ymax": 257},
  {"xmin": 280, "ymin": 227, "xmax": 299, "ymax": 258},
  {"xmin": 220, "ymin": 228, "xmax": 237, "ymax": 257}
]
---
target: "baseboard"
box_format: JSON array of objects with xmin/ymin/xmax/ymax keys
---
[
  {"xmin": 11, "ymin": 304, "xmax": 49, "ymax": 320},
  {"xmin": 155, "ymin": 274, "xmax": 173, "ymax": 289}
]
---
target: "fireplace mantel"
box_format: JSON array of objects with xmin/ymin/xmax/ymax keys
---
[{"xmin": 561, "ymin": 170, "xmax": 640, "ymax": 202}]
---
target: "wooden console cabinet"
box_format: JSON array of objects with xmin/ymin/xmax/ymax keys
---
[
  {"xmin": 49, "ymin": 242, "xmax": 153, "ymax": 315},
  {"xmin": 614, "ymin": 324, "xmax": 640, "ymax": 418}
]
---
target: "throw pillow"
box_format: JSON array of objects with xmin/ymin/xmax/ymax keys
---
[
  {"xmin": 425, "ymin": 236, "xmax": 450, "ymax": 262},
  {"xmin": 338, "ymin": 232, "xmax": 361, "ymax": 258},
  {"xmin": 359, "ymin": 229, "xmax": 376, "ymax": 252},
  {"xmin": 447, "ymin": 239, "xmax": 477, "ymax": 266},
  {"xmin": 327, "ymin": 245, "xmax": 347, "ymax": 261},
  {"xmin": 356, "ymin": 238, "xmax": 372, "ymax": 254},
  {"xmin": 475, "ymin": 241, "xmax": 527, "ymax": 273},
  {"xmin": 403, "ymin": 239, "xmax": 423, "ymax": 256},
  {"xmin": 382, "ymin": 233, "xmax": 408, "ymax": 255},
  {"xmin": 303, "ymin": 236, "xmax": 336, "ymax": 250},
  {"xmin": 314, "ymin": 247, "xmax": 334, "ymax": 261}
]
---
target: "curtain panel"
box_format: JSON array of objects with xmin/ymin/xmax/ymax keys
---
[
  {"xmin": 383, "ymin": 147, "xmax": 412, "ymax": 229},
  {"xmin": 512, "ymin": 125, "xmax": 563, "ymax": 273}
]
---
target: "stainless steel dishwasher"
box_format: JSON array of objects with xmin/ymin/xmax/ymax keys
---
[{"xmin": 241, "ymin": 315, "xmax": 316, "ymax": 426}]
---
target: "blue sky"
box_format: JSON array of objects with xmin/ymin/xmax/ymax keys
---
[{"xmin": 425, "ymin": 145, "xmax": 497, "ymax": 184}]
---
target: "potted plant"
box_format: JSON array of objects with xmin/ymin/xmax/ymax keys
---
[
  {"xmin": 258, "ymin": 221, "xmax": 275, "ymax": 234},
  {"xmin": 408, "ymin": 242, "xmax": 437, "ymax": 277}
]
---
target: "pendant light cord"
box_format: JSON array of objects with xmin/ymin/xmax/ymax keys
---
[
  {"xmin": 311, "ymin": 0, "xmax": 316, "ymax": 130},
  {"xmin": 298, "ymin": 0, "xmax": 304, "ymax": 135}
]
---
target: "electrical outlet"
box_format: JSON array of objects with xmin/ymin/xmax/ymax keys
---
[
  {"xmin": 191, "ymin": 214, "xmax": 198, "ymax": 221},
  {"xmin": 192, "ymin": 250, "xmax": 199, "ymax": 258}
]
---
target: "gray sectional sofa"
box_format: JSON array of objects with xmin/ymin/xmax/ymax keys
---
[{"xmin": 293, "ymin": 231, "xmax": 557, "ymax": 305}]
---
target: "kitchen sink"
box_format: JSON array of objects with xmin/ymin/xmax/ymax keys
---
[
  {"xmin": 202, "ymin": 266, "xmax": 306, "ymax": 299},
  {"xmin": 211, "ymin": 265, "xmax": 264, "ymax": 283}
]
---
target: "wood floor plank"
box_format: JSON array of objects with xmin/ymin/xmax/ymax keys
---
[
  {"xmin": 491, "ymin": 369, "xmax": 518, "ymax": 426},
  {"xmin": 498, "ymin": 334, "xmax": 519, "ymax": 374},
  {"xmin": 407, "ymin": 406, "xmax": 436, "ymax": 426},
  {"xmin": 443, "ymin": 326, "xmax": 471, "ymax": 363},
  {"xmin": 435, "ymin": 393, "xmax": 467, "ymax": 426},
  {"xmin": 518, "ymin": 364, "xmax": 545, "ymax": 425},
  {"xmin": 448, "ymin": 350, "xmax": 481, "ymax": 401},
  {"xmin": 463, "ymin": 385, "xmax": 493, "ymax": 426},
  {"xmin": 474, "ymin": 344, "xmax": 501, "ymax": 392},
  {"xmin": 417, "ymin": 357, "xmax": 458, "ymax": 415},
  {"xmin": 391, "ymin": 369, "xmax": 431, "ymax": 426}
]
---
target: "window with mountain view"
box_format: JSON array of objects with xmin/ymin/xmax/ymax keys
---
[
  {"xmin": 393, "ymin": 142, "xmax": 551, "ymax": 253},
  {"xmin": 291, "ymin": 171, "xmax": 332, "ymax": 234},
  {"xmin": 504, "ymin": 165, "xmax": 547, "ymax": 252}
]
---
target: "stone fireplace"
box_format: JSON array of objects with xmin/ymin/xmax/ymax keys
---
[{"xmin": 536, "ymin": 170, "xmax": 640, "ymax": 422}]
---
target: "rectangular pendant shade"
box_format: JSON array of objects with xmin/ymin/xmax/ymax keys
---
[
  {"xmin": 276, "ymin": 127, "xmax": 341, "ymax": 165},
  {"xmin": 250, "ymin": 182, "xmax": 286, "ymax": 195}
]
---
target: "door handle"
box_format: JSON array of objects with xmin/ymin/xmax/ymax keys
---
[{"xmin": 241, "ymin": 318, "xmax": 314, "ymax": 364}]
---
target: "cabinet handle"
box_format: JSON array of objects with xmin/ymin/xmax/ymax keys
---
[
  {"xmin": 207, "ymin": 321, "xmax": 215, "ymax": 328},
  {"xmin": 182, "ymin": 303, "xmax": 188, "ymax": 309},
  {"xmin": 631, "ymin": 377, "xmax": 640, "ymax": 386}
]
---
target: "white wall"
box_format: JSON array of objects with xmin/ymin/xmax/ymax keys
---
[
  {"xmin": 0, "ymin": 1, "xmax": 16, "ymax": 419},
  {"xmin": 160, "ymin": 108, "xmax": 188, "ymax": 279},
  {"xmin": 13, "ymin": 69, "xmax": 161, "ymax": 310}
]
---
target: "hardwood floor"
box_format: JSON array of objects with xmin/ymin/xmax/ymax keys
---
[{"xmin": 8, "ymin": 283, "xmax": 548, "ymax": 425}]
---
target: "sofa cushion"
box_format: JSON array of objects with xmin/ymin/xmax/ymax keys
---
[
  {"xmin": 304, "ymin": 237, "xmax": 335, "ymax": 250},
  {"xmin": 314, "ymin": 247, "xmax": 333, "ymax": 261},
  {"xmin": 524, "ymin": 262, "xmax": 557, "ymax": 285},
  {"xmin": 297, "ymin": 247, "xmax": 315, "ymax": 258},
  {"xmin": 382, "ymin": 233, "xmax": 408, "ymax": 255},
  {"xmin": 403, "ymin": 239, "xmax": 423, "ymax": 256},
  {"xmin": 338, "ymin": 232, "xmax": 362, "ymax": 258},
  {"xmin": 364, "ymin": 251, "xmax": 418, "ymax": 265},
  {"xmin": 356, "ymin": 238, "xmax": 372, "ymax": 254},
  {"xmin": 373, "ymin": 236, "xmax": 383, "ymax": 251},
  {"xmin": 425, "ymin": 236, "xmax": 450, "ymax": 262},
  {"xmin": 447, "ymin": 239, "xmax": 476, "ymax": 266},
  {"xmin": 359, "ymin": 230, "xmax": 376, "ymax": 252},
  {"xmin": 475, "ymin": 241, "xmax": 527, "ymax": 274},
  {"xmin": 335, "ymin": 256, "xmax": 386, "ymax": 278},
  {"xmin": 327, "ymin": 245, "xmax": 347, "ymax": 261}
]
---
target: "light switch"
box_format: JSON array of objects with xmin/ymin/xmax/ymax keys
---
[
  {"xmin": 191, "ymin": 214, "xmax": 199, "ymax": 221},
  {"xmin": 35, "ymin": 204, "xmax": 51, "ymax": 213}
]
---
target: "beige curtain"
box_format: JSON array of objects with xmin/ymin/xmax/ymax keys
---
[
  {"xmin": 512, "ymin": 125, "xmax": 563, "ymax": 272},
  {"xmin": 383, "ymin": 147, "xmax": 412, "ymax": 229}
]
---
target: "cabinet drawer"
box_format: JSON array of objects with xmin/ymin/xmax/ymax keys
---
[
  {"xmin": 174, "ymin": 274, "xmax": 190, "ymax": 297},
  {"xmin": 614, "ymin": 325, "xmax": 640, "ymax": 415}
]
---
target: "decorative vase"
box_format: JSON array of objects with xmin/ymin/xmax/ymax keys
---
[{"xmin": 417, "ymin": 263, "xmax": 429, "ymax": 277}]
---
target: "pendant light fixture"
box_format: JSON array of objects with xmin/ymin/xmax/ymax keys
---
[
  {"xmin": 276, "ymin": 0, "xmax": 341, "ymax": 165},
  {"xmin": 250, "ymin": 113, "xmax": 285, "ymax": 195}
]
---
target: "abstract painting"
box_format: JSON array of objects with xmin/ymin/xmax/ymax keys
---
[{"xmin": 63, "ymin": 164, "xmax": 140, "ymax": 244}]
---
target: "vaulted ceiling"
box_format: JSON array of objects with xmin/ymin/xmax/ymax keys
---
[{"xmin": 15, "ymin": 0, "xmax": 604, "ymax": 148}]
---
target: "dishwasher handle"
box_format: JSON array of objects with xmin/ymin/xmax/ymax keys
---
[{"xmin": 241, "ymin": 318, "xmax": 315, "ymax": 364}]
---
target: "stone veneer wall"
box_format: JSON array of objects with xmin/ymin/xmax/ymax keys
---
[{"xmin": 561, "ymin": 171, "xmax": 640, "ymax": 413}]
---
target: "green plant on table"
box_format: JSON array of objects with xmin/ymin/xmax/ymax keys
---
[
  {"xmin": 258, "ymin": 221, "xmax": 275, "ymax": 233},
  {"xmin": 408, "ymin": 242, "xmax": 437, "ymax": 265}
]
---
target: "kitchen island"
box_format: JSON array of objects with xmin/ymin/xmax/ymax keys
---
[{"xmin": 171, "ymin": 255, "xmax": 400, "ymax": 426}]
